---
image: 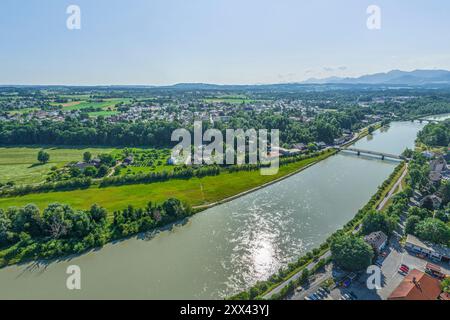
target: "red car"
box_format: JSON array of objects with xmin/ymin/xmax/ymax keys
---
[{"xmin": 398, "ymin": 266, "xmax": 409, "ymax": 275}]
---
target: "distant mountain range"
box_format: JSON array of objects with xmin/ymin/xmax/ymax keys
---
[
  {"xmin": 302, "ymin": 69, "xmax": 450, "ymax": 86},
  {"xmin": 3, "ymin": 70, "xmax": 450, "ymax": 90}
]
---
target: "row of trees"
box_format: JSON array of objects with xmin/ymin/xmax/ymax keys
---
[
  {"xmin": 0, "ymin": 107, "xmax": 367, "ymax": 148},
  {"xmin": 0, "ymin": 203, "xmax": 107, "ymax": 249},
  {"xmin": 0, "ymin": 118, "xmax": 182, "ymax": 147},
  {"xmin": 0, "ymin": 198, "xmax": 192, "ymax": 266}
]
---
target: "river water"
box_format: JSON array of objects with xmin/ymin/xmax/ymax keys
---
[{"xmin": 0, "ymin": 121, "xmax": 427, "ymax": 299}]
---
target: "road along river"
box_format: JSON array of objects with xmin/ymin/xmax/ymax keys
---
[{"xmin": 0, "ymin": 121, "xmax": 428, "ymax": 299}]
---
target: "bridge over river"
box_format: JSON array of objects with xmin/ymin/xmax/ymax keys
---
[{"xmin": 339, "ymin": 147, "xmax": 404, "ymax": 160}]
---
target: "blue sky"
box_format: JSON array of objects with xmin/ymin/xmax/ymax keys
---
[{"xmin": 1, "ymin": 0, "xmax": 450, "ymax": 85}]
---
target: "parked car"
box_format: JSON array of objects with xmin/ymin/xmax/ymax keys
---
[
  {"xmin": 341, "ymin": 293, "xmax": 353, "ymax": 300},
  {"xmin": 312, "ymin": 293, "xmax": 321, "ymax": 300},
  {"xmin": 318, "ymin": 288, "xmax": 328, "ymax": 296},
  {"xmin": 398, "ymin": 267, "xmax": 409, "ymax": 276},
  {"xmin": 315, "ymin": 291, "xmax": 325, "ymax": 299},
  {"xmin": 348, "ymin": 291, "xmax": 358, "ymax": 300}
]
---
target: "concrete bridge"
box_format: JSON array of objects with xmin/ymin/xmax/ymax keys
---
[{"xmin": 339, "ymin": 147, "xmax": 404, "ymax": 160}]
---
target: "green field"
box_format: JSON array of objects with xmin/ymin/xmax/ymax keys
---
[
  {"xmin": 0, "ymin": 152, "xmax": 334, "ymax": 213},
  {"xmin": 61, "ymin": 98, "xmax": 131, "ymax": 111},
  {"xmin": 0, "ymin": 146, "xmax": 117, "ymax": 185}
]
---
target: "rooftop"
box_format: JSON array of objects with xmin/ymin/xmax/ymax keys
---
[
  {"xmin": 388, "ymin": 269, "xmax": 442, "ymax": 300},
  {"xmin": 406, "ymin": 234, "xmax": 450, "ymax": 258},
  {"xmin": 364, "ymin": 231, "xmax": 388, "ymax": 249}
]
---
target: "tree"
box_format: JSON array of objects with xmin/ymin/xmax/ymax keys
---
[
  {"xmin": 162, "ymin": 198, "xmax": 192, "ymax": 219},
  {"xmin": 415, "ymin": 218, "xmax": 450, "ymax": 245},
  {"xmin": 330, "ymin": 235, "xmax": 374, "ymax": 271},
  {"xmin": 361, "ymin": 210, "xmax": 397, "ymax": 236},
  {"xmin": 402, "ymin": 148, "xmax": 414, "ymax": 159},
  {"xmin": 68, "ymin": 210, "xmax": 94, "ymax": 238},
  {"xmin": 405, "ymin": 215, "xmax": 421, "ymax": 235},
  {"xmin": 408, "ymin": 206, "xmax": 430, "ymax": 220},
  {"xmin": 83, "ymin": 166, "xmax": 98, "ymax": 177},
  {"xmin": 97, "ymin": 165, "xmax": 109, "ymax": 177},
  {"xmin": 0, "ymin": 209, "xmax": 11, "ymax": 246},
  {"xmin": 441, "ymin": 277, "xmax": 450, "ymax": 293},
  {"xmin": 42, "ymin": 203, "xmax": 74, "ymax": 239},
  {"xmin": 37, "ymin": 150, "xmax": 50, "ymax": 164},
  {"xmin": 8, "ymin": 204, "xmax": 42, "ymax": 237},
  {"xmin": 299, "ymin": 268, "xmax": 310, "ymax": 284},
  {"xmin": 439, "ymin": 181, "xmax": 450, "ymax": 205},
  {"xmin": 69, "ymin": 167, "xmax": 81, "ymax": 178},
  {"xmin": 98, "ymin": 154, "xmax": 115, "ymax": 166},
  {"xmin": 89, "ymin": 204, "xmax": 107, "ymax": 224},
  {"xmin": 83, "ymin": 151, "xmax": 92, "ymax": 163}
]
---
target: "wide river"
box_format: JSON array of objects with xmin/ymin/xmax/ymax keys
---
[{"xmin": 0, "ymin": 121, "xmax": 428, "ymax": 299}]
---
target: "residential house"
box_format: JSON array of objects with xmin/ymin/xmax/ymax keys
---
[
  {"xmin": 292, "ymin": 143, "xmax": 307, "ymax": 152},
  {"xmin": 276, "ymin": 147, "xmax": 301, "ymax": 156},
  {"xmin": 388, "ymin": 269, "xmax": 442, "ymax": 300},
  {"xmin": 123, "ymin": 156, "xmax": 134, "ymax": 166},
  {"xmin": 364, "ymin": 231, "xmax": 388, "ymax": 253},
  {"xmin": 430, "ymin": 157, "xmax": 447, "ymax": 174},
  {"xmin": 422, "ymin": 151, "xmax": 435, "ymax": 159},
  {"xmin": 73, "ymin": 161, "xmax": 94, "ymax": 171},
  {"xmin": 420, "ymin": 194, "xmax": 443, "ymax": 210},
  {"xmin": 405, "ymin": 234, "xmax": 450, "ymax": 263},
  {"xmin": 91, "ymin": 159, "xmax": 101, "ymax": 167}
]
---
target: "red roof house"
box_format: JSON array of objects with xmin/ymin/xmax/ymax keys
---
[{"xmin": 388, "ymin": 269, "xmax": 442, "ymax": 300}]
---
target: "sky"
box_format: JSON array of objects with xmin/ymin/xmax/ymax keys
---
[{"xmin": 1, "ymin": 0, "xmax": 450, "ymax": 85}]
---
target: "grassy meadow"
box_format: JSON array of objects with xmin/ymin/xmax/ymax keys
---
[
  {"xmin": 60, "ymin": 98, "xmax": 131, "ymax": 111},
  {"xmin": 0, "ymin": 146, "xmax": 117, "ymax": 185},
  {"xmin": 0, "ymin": 151, "xmax": 334, "ymax": 214}
]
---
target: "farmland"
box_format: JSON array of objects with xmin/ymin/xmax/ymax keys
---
[
  {"xmin": 0, "ymin": 151, "xmax": 332, "ymax": 213},
  {"xmin": 59, "ymin": 98, "xmax": 131, "ymax": 111},
  {"xmin": 0, "ymin": 146, "xmax": 117, "ymax": 185}
]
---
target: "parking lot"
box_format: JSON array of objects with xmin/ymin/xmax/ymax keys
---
[
  {"xmin": 330, "ymin": 233, "xmax": 450, "ymax": 300},
  {"xmin": 293, "ymin": 231, "xmax": 450, "ymax": 301}
]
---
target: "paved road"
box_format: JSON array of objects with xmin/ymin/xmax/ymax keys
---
[
  {"xmin": 377, "ymin": 164, "xmax": 408, "ymax": 210},
  {"xmin": 262, "ymin": 251, "xmax": 331, "ymax": 299}
]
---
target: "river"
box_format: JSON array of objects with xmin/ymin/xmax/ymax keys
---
[{"xmin": 0, "ymin": 121, "xmax": 428, "ymax": 299}]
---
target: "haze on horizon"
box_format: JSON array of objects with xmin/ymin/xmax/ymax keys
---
[{"xmin": 1, "ymin": 0, "xmax": 450, "ymax": 85}]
